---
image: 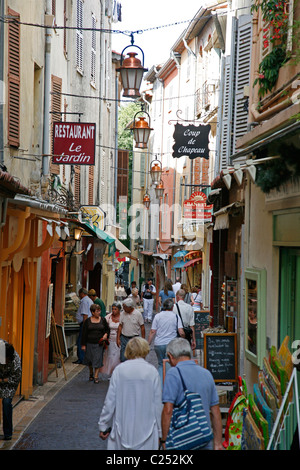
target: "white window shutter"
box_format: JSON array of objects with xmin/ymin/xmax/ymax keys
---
[
  {"xmin": 232, "ymin": 15, "xmax": 252, "ymax": 158},
  {"xmin": 76, "ymin": 0, "xmax": 83, "ymax": 72},
  {"xmin": 219, "ymin": 17, "xmax": 237, "ymax": 170}
]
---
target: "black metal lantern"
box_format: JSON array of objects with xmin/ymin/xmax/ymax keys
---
[
  {"xmin": 117, "ymin": 40, "xmax": 148, "ymax": 99},
  {"xmin": 150, "ymin": 159, "xmax": 162, "ymax": 184},
  {"xmin": 132, "ymin": 110, "xmax": 153, "ymax": 149}
]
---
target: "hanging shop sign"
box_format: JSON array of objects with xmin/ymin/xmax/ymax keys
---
[
  {"xmin": 53, "ymin": 122, "xmax": 96, "ymax": 165},
  {"xmin": 183, "ymin": 191, "xmax": 213, "ymax": 221},
  {"xmin": 172, "ymin": 123, "xmax": 210, "ymax": 160}
]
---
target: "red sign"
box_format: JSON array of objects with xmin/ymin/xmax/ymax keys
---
[
  {"xmin": 183, "ymin": 191, "xmax": 213, "ymax": 220},
  {"xmin": 53, "ymin": 122, "xmax": 96, "ymax": 165}
]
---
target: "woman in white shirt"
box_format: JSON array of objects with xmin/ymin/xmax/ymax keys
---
[
  {"xmin": 98, "ymin": 337, "xmax": 162, "ymax": 450},
  {"xmin": 148, "ymin": 298, "xmax": 184, "ymax": 385}
]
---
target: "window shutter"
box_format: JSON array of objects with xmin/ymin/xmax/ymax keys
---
[
  {"xmin": 232, "ymin": 15, "xmax": 252, "ymax": 159},
  {"xmin": 91, "ymin": 14, "xmax": 96, "ymax": 83},
  {"xmin": 76, "ymin": 0, "xmax": 83, "ymax": 72},
  {"xmin": 88, "ymin": 165, "xmax": 94, "ymax": 204},
  {"xmin": 219, "ymin": 17, "xmax": 237, "ymax": 170},
  {"xmin": 50, "ymin": 75, "xmax": 62, "ymax": 175},
  {"xmin": 74, "ymin": 165, "xmax": 81, "ymax": 203},
  {"xmin": 117, "ymin": 150, "xmax": 129, "ymax": 199},
  {"xmin": 7, "ymin": 8, "xmax": 20, "ymax": 148}
]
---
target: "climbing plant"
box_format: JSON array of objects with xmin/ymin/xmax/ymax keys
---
[{"xmin": 252, "ymin": 0, "xmax": 291, "ymax": 97}]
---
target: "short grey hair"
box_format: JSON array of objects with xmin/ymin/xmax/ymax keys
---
[
  {"xmin": 163, "ymin": 298, "xmax": 174, "ymax": 311},
  {"xmin": 122, "ymin": 297, "xmax": 135, "ymax": 308},
  {"xmin": 176, "ymin": 289, "xmax": 186, "ymax": 299},
  {"xmin": 166, "ymin": 338, "xmax": 192, "ymax": 359}
]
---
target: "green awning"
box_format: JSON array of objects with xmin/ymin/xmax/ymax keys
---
[{"xmin": 82, "ymin": 222, "xmax": 116, "ymax": 255}]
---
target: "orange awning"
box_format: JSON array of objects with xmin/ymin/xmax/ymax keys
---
[{"xmin": 184, "ymin": 257, "xmax": 202, "ymax": 269}]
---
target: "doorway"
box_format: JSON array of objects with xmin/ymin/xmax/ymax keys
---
[{"xmin": 279, "ymin": 247, "xmax": 300, "ymax": 448}]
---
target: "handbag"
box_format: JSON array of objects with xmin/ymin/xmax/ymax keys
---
[
  {"xmin": 166, "ymin": 367, "xmax": 213, "ymax": 450},
  {"xmin": 176, "ymin": 304, "xmax": 193, "ymax": 343}
]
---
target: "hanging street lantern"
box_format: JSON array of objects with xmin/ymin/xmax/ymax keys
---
[
  {"xmin": 155, "ymin": 179, "xmax": 164, "ymax": 199},
  {"xmin": 143, "ymin": 193, "xmax": 151, "ymax": 209},
  {"xmin": 132, "ymin": 110, "xmax": 153, "ymax": 149},
  {"xmin": 117, "ymin": 36, "xmax": 148, "ymax": 99},
  {"xmin": 150, "ymin": 159, "xmax": 162, "ymax": 184}
]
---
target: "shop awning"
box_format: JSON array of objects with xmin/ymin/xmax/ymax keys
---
[
  {"xmin": 140, "ymin": 250, "xmax": 153, "ymax": 256},
  {"xmin": 184, "ymin": 250, "xmax": 201, "ymax": 260},
  {"xmin": 105, "ymin": 231, "xmax": 131, "ymax": 254},
  {"xmin": 173, "ymin": 250, "xmax": 188, "ymax": 258},
  {"xmin": 184, "ymin": 257, "xmax": 202, "ymax": 269},
  {"xmin": 213, "ymin": 202, "xmax": 244, "ymax": 231},
  {"xmin": 172, "ymin": 259, "xmax": 185, "ymax": 269}
]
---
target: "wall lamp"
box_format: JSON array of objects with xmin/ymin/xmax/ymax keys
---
[
  {"xmin": 117, "ymin": 34, "xmax": 148, "ymax": 99},
  {"xmin": 132, "ymin": 110, "xmax": 153, "ymax": 149},
  {"xmin": 74, "ymin": 227, "xmax": 83, "ymax": 241},
  {"xmin": 155, "ymin": 179, "xmax": 164, "ymax": 198},
  {"xmin": 150, "ymin": 158, "xmax": 162, "ymax": 184},
  {"xmin": 143, "ymin": 193, "xmax": 151, "ymax": 209}
]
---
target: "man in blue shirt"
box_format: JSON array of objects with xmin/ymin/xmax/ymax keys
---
[
  {"xmin": 73, "ymin": 287, "xmax": 93, "ymax": 364},
  {"xmin": 161, "ymin": 337, "xmax": 223, "ymax": 450}
]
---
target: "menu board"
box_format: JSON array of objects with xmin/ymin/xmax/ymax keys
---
[
  {"xmin": 194, "ymin": 310, "xmax": 210, "ymax": 349},
  {"xmin": 204, "ymin": 333, "xmax": 237, "ymax": 382}
]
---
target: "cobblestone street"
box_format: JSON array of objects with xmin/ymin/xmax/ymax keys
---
[{"xmin": 1, "ymin": 323, "xmax": 158, "ymax": 451}]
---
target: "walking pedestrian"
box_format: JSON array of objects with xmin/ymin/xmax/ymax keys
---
[
  {"xmin": 148, "ymin": 298, "xmax": 184, "ymax": 385},
  {"xmin": 116, "ymin": 297, "xmax": 145, "ymax": 362},
  {"xmin": 158, "ymin": 280, "xmax": 175, "ymax": 310},
  {"xmin": 191, "ymin": 286, "xmax": 203, "ymax": 311},
  {"xmin": 81, "ymin": 304, "xmax": 110, "ymax": 383},
  {"xmin": 128, "ymin": 287, "xmax": 141, "ymax": 308},
  {"xmin": 98, "ymin": 337, "xmax": 162, "ymax": 450},
  {"xmin": 173, "ymin": 289, "xmax": 196, "ymax": 349},
  {"xmin": 172, "ymin": 277, "xmax": 181, "ymax": 296},
  {"xmin": 0, "ymin": 342, "xmax": 22, "ymax": 441},
  {"xmin": 141, "ymin": 279, "xmax": 156, "ymax": 323},
  {"xmin": 161, "ymin": 338, "xmax": 223, "ymax": 450},
  {"xmin": 73, "ymin": 287, "xmax": 93, "ymax": 364},
  {"xmin": 88, "ymin": 289, "xmax": 106, "ymax": 318},
  {"xmin": 180, "ymin": 283, "xmax": 192, "ymax": 304},
  {"xmin": 100, "ymin": 302, "xmax": 121, "ymax": 379}
]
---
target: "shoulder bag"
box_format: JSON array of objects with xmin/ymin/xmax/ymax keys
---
[
  {"xmin": 165, "ymin": 367, "xmax": 213, "ymax": 450},
  {"xmin": 175, "ymin": 303, "xmax": 193, "ymax": 344}
]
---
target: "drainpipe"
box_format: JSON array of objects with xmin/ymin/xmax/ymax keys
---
[
  {"xmin": 42, "ymin": 0, "xmax": 52, "ymax": 177},
  {"xmin": 0, "ymin": 0, "xmax": 4, "ymax": 166},
  {"xmin": 97, "ymin": 0, "xmax": 104, "ymax": 206}
]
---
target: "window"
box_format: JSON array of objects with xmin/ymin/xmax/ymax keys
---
[
  {"xmin": 50, "ymin": 75, "xmax": 62, "ymax": 175},
  {"xmin": 245, "ymin": 268, "xmax": 266, "ymax": 367},
  {"xmin": 76, "ymin": 0, "xmax": 83, "ymax": 73},
  {"xmin": 7, "ymin": 8, "xmax": 20, "ymax": 147},
  {"xmin": 91, "ymin": 14, "xmax": 96, "ymax": 84}
]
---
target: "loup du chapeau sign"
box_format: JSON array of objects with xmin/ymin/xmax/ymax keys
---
[
  {"xmin": 53, "ymin": 122, "xmax": 96, "ymax": 165},
  {"xmin": 172, "ymin": 123, "xmax": 210, "ymax": 160}
]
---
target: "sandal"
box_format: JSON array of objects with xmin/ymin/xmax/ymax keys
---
[
  {"xmin": 89, "ymin": 375, "xmax": 94, "ymax": 381},
  {"xmin": 94, "ymin": 378, "xmax": 99, "ymax": 384}
]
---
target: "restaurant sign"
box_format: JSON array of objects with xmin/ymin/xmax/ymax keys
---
[
  {"xmin": 53, "ymin": 122, "xmax": 96, "ymax": 165},
  {"xmin": 172, "ymin": 123, "xmax": 210, "ymax": 160},
  {"xmin": 183, "ymin": 191, "xmax": 213, "ymax": 221}
]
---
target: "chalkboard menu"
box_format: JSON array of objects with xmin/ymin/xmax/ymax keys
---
[
  {"xmin": 204, "ymin": 333, "xmax": 237, "ymax": 382},
  {"xmin": 194, "ymin": 311, "xmax": 210, "ymax": 349}
]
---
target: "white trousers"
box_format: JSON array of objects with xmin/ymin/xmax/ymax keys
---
[{"xmin": 143, "ymin": 298, "xmax": 154, "ymax": 321}]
